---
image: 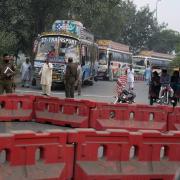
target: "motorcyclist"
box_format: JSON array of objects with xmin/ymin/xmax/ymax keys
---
[
  {"xmin": 149, "ymin": 71, "xmax": 161, "ymax": 105},
  {"xmin": 171, "ymin": 70, "xmax": 180, "ymax": 104},
  {"xmin": 159, "ymin": 69, "xmax": 174, "ymax": 99},
  {"xmin": 114, "ymin": 71, "xmax": 135, "ymax": 103}
]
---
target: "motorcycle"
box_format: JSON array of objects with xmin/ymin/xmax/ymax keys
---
[
  {"xmin": 113, "ymin": 74, "xmax": 136, "ymax": 104},
  {"xmin": 114, "ymin": 89, "xmax": 136, "ymax": 104},
  {"xmin": 157, "ymin": 85, "xmax": 175, "ymax": 106}
]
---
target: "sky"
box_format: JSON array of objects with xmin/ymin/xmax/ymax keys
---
[{"xmin": 132, "ymin": 0, "xmax": 180, "ymax": 32}]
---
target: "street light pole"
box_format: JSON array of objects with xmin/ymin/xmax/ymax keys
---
[{"xmin": 156, "ymin": 0, "xmax": 162, "ymax": 21}]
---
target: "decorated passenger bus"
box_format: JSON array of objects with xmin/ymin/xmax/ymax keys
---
[
  {"xmin": 96, "ymin": 40, "xmax": 132, "ymax": 80},
  {"xmin": 32, "ymin": 20, "xmax": 98, "ymax": 88}
]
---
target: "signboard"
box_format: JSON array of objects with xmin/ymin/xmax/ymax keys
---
[
  {"xmin": 41, "ymin": 36, "xmax": 78, "ymax": 45},
  {"xmin": 52, "ymin": 20, "xmax": 83, "ymax": 37}
]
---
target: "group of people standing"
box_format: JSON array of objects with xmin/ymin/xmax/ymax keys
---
[
  {"xmin": 0, "ymin": 54, "xmax": 82, "ymax": 97},
  {"xmin": 146, "ymin": 66, "xmax": 180, "ymax": 105},
  {"xmin": 0, "ymin": 53, "xmax": 33, "ymax": 94},
  {"xmin": 38, "ymin": 57, "xmax": 82, "ymax": 98}
]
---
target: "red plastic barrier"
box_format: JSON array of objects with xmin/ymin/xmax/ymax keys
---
[
  {"xmin": 168, "ymin": 106, "xmax": 180, "ymax": 131},
  {"xmin": 134, "ymin": 75, "xmax": 144, "ymax": 81},
  {"xmin": 0, "ymin": 130, "xmax": 74, "ymax": 180},
  {"xmin": 68, "ymin": 129, "xmax": 180, "ymax": 180},
  {"xmin": 0, "ymin": 94, "xmax": 35, "ymax": 121},
  {"xmin": 90, "ymin": 103, "xmax": 172, "ymax": 132},
  {"xmin": 34, "ymin": 96, "xmax": 96, "ymax": 128}
]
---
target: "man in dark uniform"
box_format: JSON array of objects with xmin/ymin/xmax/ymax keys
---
[
  {"xmin": 0, "ymin": 53, "xmax": 16, "ymax": 94},
  {"xmin": 64, "ymin": 57, "xmax": 78, "ymax": 98}
]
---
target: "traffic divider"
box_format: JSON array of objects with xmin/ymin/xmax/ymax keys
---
[
  {"xmin": 68, "ymin": 129, "xmax": 180, "ymax": 180},
  {"xmin": 0, "ymin": 94, "xmax": 35, "ymax": 121},
  {"xmin": 134, "ymin": 75, "xmax": 144, "ymax": 81},
  {"xmin": 168, "ymin": 106, "xmax": 180, "ymax": 131},
  {"xmin": 34, "ymin": 96, "xmax": 96, "ymax": 128},
  {"xmin": 0, "ymin": 130, "xmax": 74, "ymax": 180},
  {"xmin": 90, "ymin": 103, "xmax": 172, "ymax": 132},
  {"xmin": 0, "ymin": 94, "xmax": 177, "ymax": 132}
]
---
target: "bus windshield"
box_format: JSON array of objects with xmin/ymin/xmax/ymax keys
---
[
  {"xmin": 99, "ymin": 51, "xmax": 107, "ymax": 65},
  {"xmin": 35, "ymin": 36, "xmax": 80, "ymax": 63},
  {"xmin": 133, "ymin": 57, "xmax": 145, "ymax": 66}
]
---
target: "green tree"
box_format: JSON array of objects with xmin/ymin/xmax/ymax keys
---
[
  {"xmin": 0, "ymin": 0, "xmax": 71, "ymax": 56},
  {"xmin": 68, "ymin": 0, "xmax": 161, "ymax": 53},
  {"xmin": 0, "ymin": 0, "xmax": 178, "ymax": 57},
  {"xmin": 121, "ymin": 6, "xmax": 160, "ymax": 53},
  {"xmin": 170, "ymin": 55, "xmax": 180, "ymax": 69},
  {"xmin": 171, "ymin": 43, "xmax": 180, "ymax": 69},
  {"xmin": 148, "ymin": 29, "xmax": 180, "ymax": 54},
  {"xmin": 0, "ymin": 31, "xmax": 18, "ymax": 55}
]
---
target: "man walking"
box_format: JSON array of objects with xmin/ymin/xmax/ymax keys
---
[
  {"xmin": 127, "ymin": 64, "xmax": 135, "ymax": 90},
  {"xmin": 39, "ymin": 58, "xmax": 53, "ymax": 96},
  {"xmin": 76, "ymin": 62, "xmax": 82, "ymax": 96},
  {"xmin": 20, "ymin": 58, "xmax": 32, "ymax": 88},
  {"xmin": 0, "ymin": 53, "xmax": 16, "ymax": 94},
  {"xmin": 64, "ymin": 57, "xmax": 78, "ymax": 98}
]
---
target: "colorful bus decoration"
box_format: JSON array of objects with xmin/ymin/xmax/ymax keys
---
[
  {"xmin": 97, "ymin": 40, "xmax": 132, "ymax": 80},
  {"xmin": 32, "ymin": 20, "xmax": 98, "ymax": 88}
]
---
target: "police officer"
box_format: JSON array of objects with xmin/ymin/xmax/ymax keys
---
[
  {"xmin": 64, "ymin": 57, "xmax": 78, "ymax": 98},
  {"xmin": 0, "ymin": 53, "xmax": 16, "ymax": 94}
]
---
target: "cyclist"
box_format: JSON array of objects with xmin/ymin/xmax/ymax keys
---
[
  {"xmin": 159, "ymin": 69, "xmax": 174, "ymax": 99},
  {"xmin": 171, "ymin": 70, "xmax": 180, "ymax": 105}
]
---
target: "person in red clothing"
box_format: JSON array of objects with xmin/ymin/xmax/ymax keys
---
[
  {"xmin": 115, "ymin": 74, "xmax": 127, "ymax": 96},
  {"xmin": 114, "ymin": 71, "xmax": 136, "ymax": 103}
]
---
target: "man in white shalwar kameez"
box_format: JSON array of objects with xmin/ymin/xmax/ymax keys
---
[
  {"xmin": 127, "ymin": 64, "xmax": 135, "ymax": 90},
  {"xmin": 39, "ymin": 58, "xmax": 53, "ymax": 96},
  {"xmin": 20, "ymin": 58, "xmax": 32, "ymax": 87}
]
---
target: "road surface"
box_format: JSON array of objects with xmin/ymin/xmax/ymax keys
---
[{"xmin": 15, "ymin": 80, "xmax": 149, "ymax": 104}]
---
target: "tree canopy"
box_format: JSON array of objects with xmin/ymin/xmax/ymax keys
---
[{"xmin": 0, "ymin": 0, "xmax": 180, "ymax": 56}]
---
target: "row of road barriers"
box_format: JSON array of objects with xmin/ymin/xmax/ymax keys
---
[
  {"xmin": 0, "ymin": 94, "xmax": 180, "ymax": 179},
  {"xmin": 134, "ymin": 75, "xmax": 145, "ymax": 81},
  {"xmin": 0, "ymin": 94, "xmax": 178, "ymax": 131},
  {"xmin": 0, "ymin": 129, "xmax": 180, "ymax": 179}
]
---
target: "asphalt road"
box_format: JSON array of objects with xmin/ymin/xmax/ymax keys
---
[{"xmin": 15, "ymin": 80, "xmax": 149, "ymax": 104}]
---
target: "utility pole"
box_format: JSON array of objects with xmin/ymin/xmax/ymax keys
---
[{"xmin": 156, "ymin": 0, "xmax": 161, "ymax": 21}]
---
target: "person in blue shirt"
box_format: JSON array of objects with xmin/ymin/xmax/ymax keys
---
[{"xmin": 144, "ymin": 65, "xmax": 152, "ymax": 85}]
